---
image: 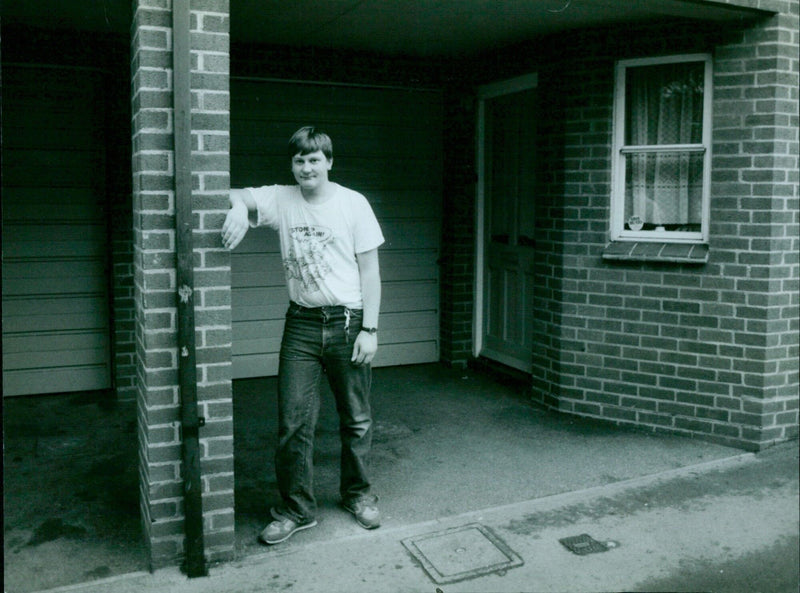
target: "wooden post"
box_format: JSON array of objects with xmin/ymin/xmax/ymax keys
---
[{"xmin": 172, "ymin": 0, "xmax": 207, "ymax": 578}]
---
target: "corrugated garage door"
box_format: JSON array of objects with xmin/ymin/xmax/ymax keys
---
[
  {"xmin": 230, "ymin": 79, "xmax": 442, "ymax": 377},
  {"xmin": 2, "ymin": 66, "xmax": 111, "ymax": 396}
]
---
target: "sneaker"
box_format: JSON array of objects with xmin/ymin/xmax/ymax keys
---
[
  {"xmin": 342, "ymin": 496, "xmax": 381, "ymax": 530},
  {"xmin": 258, "ymin": 512, "xmax": 317, "ymax": 545}
]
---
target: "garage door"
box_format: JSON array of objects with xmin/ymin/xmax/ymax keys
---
[
  {"xmin": 230, "ymin": 79, "xmax": 442, "ymax": 377},
  {"xmin": 2, "ymin": 66, "xmax": 111, "ymax": 396}
]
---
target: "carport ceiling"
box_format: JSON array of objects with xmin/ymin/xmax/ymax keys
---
[
  {"xmin": 233, "ymin": 0, "xmax": 762, "ymax": 56},
  {"xmin": 3, "ymin": 0, "xmax": 765, "ymax": 57}
]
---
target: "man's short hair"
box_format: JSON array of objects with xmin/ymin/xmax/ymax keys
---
[{"xmin": 289, "ymin": 126, "xmax": 333, "ymax": 160}]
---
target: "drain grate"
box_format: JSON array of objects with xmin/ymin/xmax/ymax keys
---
[
  {"xmin": 402, "ymin": 523, "xmax": 523, "ymax": 585},
  {"xmin": 559, "ymin": 533, "xmax": 613, "ymax": 556}
]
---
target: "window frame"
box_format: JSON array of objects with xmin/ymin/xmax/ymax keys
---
[{"xmin": 610, "ymin": 53, "xmax": 713, "ymax": 244}]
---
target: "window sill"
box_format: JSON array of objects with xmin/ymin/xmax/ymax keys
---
[{"xmin": 602, "ymin": 241, "xmax": 709, "ymax": 264}]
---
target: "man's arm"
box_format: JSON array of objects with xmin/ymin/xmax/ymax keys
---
[
  {"xmin": 351, "ymin": 248, "xmax": 381, "ymax": 365},
  {"xmin": 221, "ymin": 189, "xmax": 256, "ymax": 250}
]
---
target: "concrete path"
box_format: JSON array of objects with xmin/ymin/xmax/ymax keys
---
[{"xmin": 33, "ymin": 440, "xmax": 798, "ymax": 593}]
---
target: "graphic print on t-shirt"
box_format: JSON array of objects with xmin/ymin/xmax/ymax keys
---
[{"xmin": 284, "ymin": 225, "xmax": 333, "ymax": 294}]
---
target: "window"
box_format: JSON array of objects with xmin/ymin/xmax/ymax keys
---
[{"xmin": 611, "ymin": 54, "xmax": 712, "ymax": 243}]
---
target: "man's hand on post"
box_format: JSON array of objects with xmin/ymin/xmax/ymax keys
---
[{"xmin": 221, "ymin": 200, "xmax": 249, "ymax": 250}]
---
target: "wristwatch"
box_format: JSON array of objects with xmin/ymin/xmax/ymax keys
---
[{"xmin": 361, "ymin": 327, "xmax": 378, "ymax": 335}]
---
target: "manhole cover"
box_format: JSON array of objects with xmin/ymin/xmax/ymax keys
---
[
  {"xmin": 402, "ymin": 523, "xmax": 523, "ymax": 585},
  {"xmin": 559, "ymin": 533, "xmax": 613, "ymax": 555}
]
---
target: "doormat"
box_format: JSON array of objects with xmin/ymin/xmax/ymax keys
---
[
  {"xmin": 402, "ymin": 523, "xmax": 523, "ymax": 585},
  {"xmin": 559, "ymin": 533, "xmax": 614, "ymax": 555}
]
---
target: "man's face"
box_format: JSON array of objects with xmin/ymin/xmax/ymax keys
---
[{"xmin": 291, "ymin": 150, "xmax": 332, "ymax": 191}]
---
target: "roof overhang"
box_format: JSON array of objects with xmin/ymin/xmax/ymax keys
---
[{"xmin": 2, "ymin": 0, "xmax": 774, "ymax": 58}]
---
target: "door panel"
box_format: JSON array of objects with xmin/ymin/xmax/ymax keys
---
[{"xmin": 2, "ymin": 66, "xmax": 111, "ymax": 396}]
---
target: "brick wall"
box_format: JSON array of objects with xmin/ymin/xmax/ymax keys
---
[
  {"xmin": 131, "ymin": 0, "xmax": 234, "ymax": 570},
  {"xmin": 459, "ymin": 11, "xmax": 798, "ymax": 450}
]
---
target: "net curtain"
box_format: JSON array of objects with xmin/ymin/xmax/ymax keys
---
[{"xmin": 626, "ymin": 63, "xmax": 704, "ymax": 227}]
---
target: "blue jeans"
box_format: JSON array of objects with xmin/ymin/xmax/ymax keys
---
[{"xmin": 275, "ymin": 302, "xmax": 373, "ymax": 523}]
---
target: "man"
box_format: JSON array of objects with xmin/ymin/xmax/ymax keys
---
[{"xmin": 222, "ymin": 126, "xmax": 383, "ymax": 544}]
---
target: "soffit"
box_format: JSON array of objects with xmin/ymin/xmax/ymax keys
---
[{"xmin": 2, "ymin": 0, "xmax": 769, "ymax": 58}]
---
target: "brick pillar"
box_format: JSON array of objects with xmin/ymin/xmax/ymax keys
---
[
  {"xmin": 107, "ymin": 42, "xmax": 137, "ymax": 402},
  {"xmin": 713, "ymin": 8, "xmax": 799, "ymax": 446},
  {"xmin": 131, "ymin": 0, "xmax": 234, "ymax": 570},
  {"xmin": 440, "ymin": 87, "xmax": 478, "ymax": 367}
]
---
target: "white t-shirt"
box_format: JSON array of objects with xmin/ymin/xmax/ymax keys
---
[{"xmin": 245, "ymin": 183, "xmax": 384, "ymax": 309}]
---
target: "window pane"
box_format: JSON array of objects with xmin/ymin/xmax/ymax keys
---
[
  {"xmin": 625, "ymin": 62, "xmax": 704, "ymax": 146},
  {"xmin": 624, "ymin": 152, "xmax": 704, "ymax": 230}
]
